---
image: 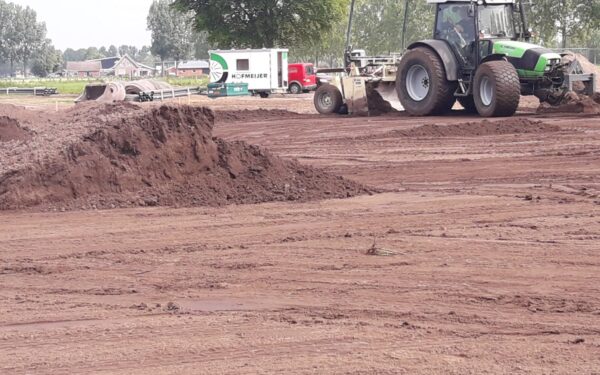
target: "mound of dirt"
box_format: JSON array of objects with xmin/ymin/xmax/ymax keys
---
[
  {"xmin": 388, "ymin": 119, "xmax": 560, "ymax": 138},
  {"xmin": 0, "ymin": 104, "xmax": 369, "ymax": 210},
  {"xmin": 537, "ymin": 92, "xmax": 600, "ymax": 115},
  {"xmin": 367, "ymin": 85, "xmax": 398, "ymax": 116},
  {"xmin": 0, "ymin": 117, "xmax": 32, "ymax": 142}
]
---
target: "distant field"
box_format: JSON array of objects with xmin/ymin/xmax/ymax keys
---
[{"xmin": 0, "ymin": 76, "xmax": 209, "ymax": 95}]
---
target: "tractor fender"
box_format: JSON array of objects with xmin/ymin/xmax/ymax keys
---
[
  {"xmin": 407, "ymin": 40, "xmax": 459, "ymax": 81},
  {"xmin": 481, "ymin": 54, "xmax": 508, "ymax": 64}
]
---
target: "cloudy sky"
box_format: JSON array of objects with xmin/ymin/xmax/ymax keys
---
[{"xmin": 10, "ymin": 0, "xmax": 155, "ymax": 50}]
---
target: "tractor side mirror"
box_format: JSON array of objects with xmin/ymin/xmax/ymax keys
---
[{"xmin": 468, "ymin": 3, "xmax": 475, "ymax": 17}]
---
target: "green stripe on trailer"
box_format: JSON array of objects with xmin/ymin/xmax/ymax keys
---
[{"xmin": 210, "ymin": 53, "xmax": 229, "ymax": 70}]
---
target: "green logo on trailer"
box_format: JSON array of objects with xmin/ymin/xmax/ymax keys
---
[{"xmin": 210, "ymin": 53, "xmax": 229, "ymax": 83}]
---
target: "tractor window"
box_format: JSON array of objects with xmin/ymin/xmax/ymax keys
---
[
  {"xmin": 305, "ymin": 65, "xmax": 314, "ymax": 75},
  {"xmin": 435, "ymin": 4, "xmax": 476, "ymax": 66},
  {"xmin": 478, "ymin": 5, "xmax": 516, "ymax": 39}
]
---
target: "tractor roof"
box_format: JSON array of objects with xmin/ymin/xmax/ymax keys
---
[{"xmin": 427, "ymin": 0, "xmax": 515, "ymax": 3}]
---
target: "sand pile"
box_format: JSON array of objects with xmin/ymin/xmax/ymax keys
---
[{"xmin": 0, "ymin": 104, "xmax": 368, "ymax": 210}]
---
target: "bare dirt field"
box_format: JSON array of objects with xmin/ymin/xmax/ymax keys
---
[{"xmin": 1, "ymin": 94, "xmax": 600, "ymax": 374}]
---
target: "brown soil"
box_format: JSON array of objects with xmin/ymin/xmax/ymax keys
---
[
  {"xmin": 387, "ymin": 118, "xmax": 559, "ymax": 138},
  {"xmin": 537, "ymin": 92, "xmax": 600, "ymax": 115},
  {"xmin": 334, "ymin": 118, "xmax": 560, "ymax": 142},
  {"xmin": 0, "ymin": 116, "xmax": 32, "ymax": 142},
  {"xmin": 0, "ymin": 104, "xmax": 368, "ymax": 210},
  {"xmin": 2, "ymin": 96, "xmax": 600, "ymax": 374},
  {"xmin": 214, "ymin": 108, "xmax": 312, "ymax": 123},
  {"xmin": 367, "ymin": 84, "xmax": 398, "ymax": 116}
]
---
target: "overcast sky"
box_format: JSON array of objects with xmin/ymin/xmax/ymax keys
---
[{"xmin": 10, "ymin": 0, "xmax": 154, "ymax": 51}]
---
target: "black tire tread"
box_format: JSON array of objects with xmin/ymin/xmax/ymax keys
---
[
  {"xmin": 474, "ymin": 60, "xmax": 520, "ymax": 117},
  {"xmin": 396, "ymin": 47, "xmax": 457, "ymax": 116},
  {"xmin": 314, "ymin": 84, "xmax": 343, "ymax": 114}
]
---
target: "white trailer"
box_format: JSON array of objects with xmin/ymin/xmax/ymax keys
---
[{"xmin": 209, "ymin": 49, "xmax": 289, "ymax": 97}]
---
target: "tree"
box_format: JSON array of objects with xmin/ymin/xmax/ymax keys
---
[
  {"xmin": 147, "ymin": 0, "xmax": 195, "ymax": 75},
  {"xmin": 292, "ymin": 0, "xmax": 434, "ymax": 67},
  {"xmin": 192, "ymin": 31, "xmax": 212, "ymax": 59},
  {"xmin": 169, "ymin": 14, "xmax": 194, "ymax": 71},
  {"xmin": 14, "ymin": 5, "xmax": 46, "ymax": 76},
  {"xmin": 529, "ymin": 0, "xmax": 597, "ymax": 48},
  {"xmin": 99, "ymin": 46, "xmax": 108, "ymax": 57},
  {"xmin": 137, "ymin": 45, "xmax": 154, "ymax": 65},
  {"xmin": 174, "ymin": 0, "xmax": 348, "ymax": 49},
  {"xmin": 108, "ymin": 45, "xmax": 118, "ymax": 57},
  {"xmin": 84, "ymin": 46, "xmax": 103, "ymax": 60},
  {"xmin": 350, "ymin": 0, "xmax": 433, "ymax": 55},
  {"xmin": 0, "ymin": 0, "xmax": 10, "ymax": 63},
  {"xmin": 63, "ymin": 48, "xmax": 87, "ymax": 61},
  {"xmin": 1, "ymin": 2, "xmax": 21, "ymax": 75},
  {"xmin": 31, "ymin": 40, "xmax": 62, "ymax": 77}
]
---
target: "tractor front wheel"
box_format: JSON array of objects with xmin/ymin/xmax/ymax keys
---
[
  {"xmin": 314, "ymin": 84, "xmax": 343, "ymax": 114},
  {"xmin": 396, "ymin": 47, "xmax": 457, "ymax": 115},
  {"xmin": 473, "ymin": 61, "xmax": 520, "ymax": 117}
]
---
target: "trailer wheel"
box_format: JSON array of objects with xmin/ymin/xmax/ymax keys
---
[
  {"xmin": 396, "ymin": 47, "xmax": 457, "ymax": 115},
  {"xmin": 289, "ymin": 83, "xmax": 302, "ymax": 95},
  {"xmin": 314, "ymin": 84, "xmax": 343, "ymax": 114},
  {"xmin": 457, "ymin": 96, "xmax": 477, "ymax": 114},
  {"xmin": 474, "ymin": 61, "xmax": 520, "ymax": 117},
  {"xmin": 259, "ymin": 92, "xmax": 270, "ymax": 98}
]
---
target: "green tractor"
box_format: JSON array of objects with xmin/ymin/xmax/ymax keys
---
[{"xmin": 314, "ymin": 0, "xmax": 596, "ymax": 117}]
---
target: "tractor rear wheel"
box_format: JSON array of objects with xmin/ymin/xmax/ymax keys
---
[
  {"xmin": 396, "ymin": 47, "xmax": 457, "ymax": 115},
  {"xmin": 314, "ymin": 84, "xmax": 343, "ymax": 114},
  {"xmin": 473, "ymin": 61, "xmax": 520, "ymax": 117}
]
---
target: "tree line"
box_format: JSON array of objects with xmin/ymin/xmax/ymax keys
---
[
  {"xmin": 1, "ymin": 0, "xmax": 599, "ymax": 78},
  {"xmin": 0, "ymin": 0, "xmax": 61, "ymax": 77},
  {"xmin": 172, "ymin": 0, "xmax": 600, "ymax": 65}
]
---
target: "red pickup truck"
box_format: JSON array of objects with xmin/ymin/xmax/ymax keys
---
[{"xmin": 288, "ymin": 63, "xmax": 317, "ymax": 94}]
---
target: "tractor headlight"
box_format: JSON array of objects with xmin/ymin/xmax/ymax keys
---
[{"xmin": 545, "ymin": 58, "xmax": 561, "ymax": 72}]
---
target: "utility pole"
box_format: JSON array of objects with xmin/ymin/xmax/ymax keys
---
[
  {"xmin": 401, "ymin": 0, "xmax": 411, "ymax": 51},
  {"xmin": 345, "ymin": 0, "xmax": 356, "ymax": 50}
]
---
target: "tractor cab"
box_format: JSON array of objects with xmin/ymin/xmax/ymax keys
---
[{"xmin": 433, "ymin": 0, "xmax": 519, "ymax": 69}]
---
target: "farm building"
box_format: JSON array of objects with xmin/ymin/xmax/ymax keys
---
[
  {"xmin": 166, "ymin": 60, "xmax": 210, "ymax": 77},
  {"xmin": 66, "ymin": 55, "xmax": 155, "ymax": 78}
]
